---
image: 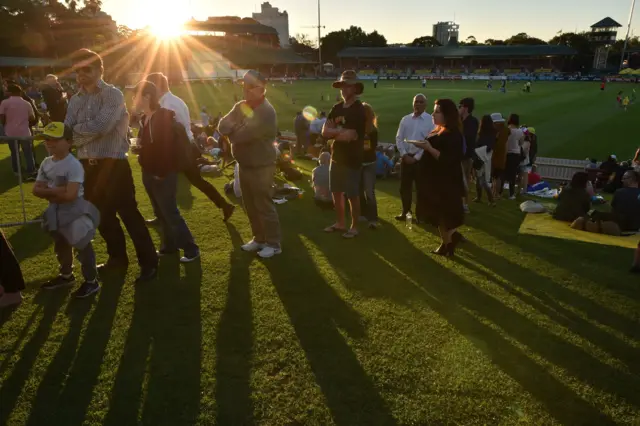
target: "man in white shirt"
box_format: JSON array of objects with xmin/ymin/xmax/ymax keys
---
[
  {"xmin": 145, "ymin": 73, "xmax": 235, "ymax": 222},
  {"xmin": 394, "ymin": 93, "xmax": 434, "ymax": 221}
]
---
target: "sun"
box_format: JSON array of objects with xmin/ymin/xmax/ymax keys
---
[{"xmin": 146, "ymin": 8, "xmax": 187, "ymax": 40}]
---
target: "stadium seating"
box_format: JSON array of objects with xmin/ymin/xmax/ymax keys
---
[
  {"xmin": 384, "ymin": 69, "xmax": 402, "ymax": 75},
  {"xmin": 504, "ymin": 69, "xmax": 522, "ymax": 74},
  {"xmin": 358, "ymin": 69, "xmax": 376, "ymax": 75},
  {"xmin": 414, "ymin": 69, "xmax": 432, "ymax": 75},
  {"xmin": 473, "ymin": 69, "xmax": 490, "ymax": 74},
  {"xmin": 535, "ymin": 68, "xmax": 553, "ymax": 73}
]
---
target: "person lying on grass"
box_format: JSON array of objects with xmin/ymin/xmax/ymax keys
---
[{"xmin": 32, "ymin": 122, "xmax": 101, "ymax": 299}]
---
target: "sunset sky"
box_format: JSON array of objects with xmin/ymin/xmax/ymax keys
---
[{"xmin": 100, "ymin": 0, "xmax": 639, "ymax": 44}]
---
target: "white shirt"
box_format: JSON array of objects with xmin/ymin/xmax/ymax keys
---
[
  {"xmin": 310, "ymin": 117, "xmax": 326, "ymax": 134},
  {"xmin": 395, "ymin": 112, "xmax": 435, "ymax": 161},
  {"xmin": 159, "ymin": 91, "xmax": 194, "ymax": 141}
]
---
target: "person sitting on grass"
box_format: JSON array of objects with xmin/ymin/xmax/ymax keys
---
[
  {"xmin": 553, "ymin": 171, "xmax": 591, "ymax": 223},
  {"xmin": 376, "ymin": 146, "xmax": 395, "ymax": 178},
  {"xmin": 528, "ymin": 164, "xmax": 541, "ymax": 186},
  {"xmin": 312, "ymin": 152, "xmax": 333, "ymax": 208},
  {"xmin": 606, "ymin": 170, "xmax": 640, "ymax": 232},
  {"xmin": 33, "ymin": 122, "xmax": 101, "ymax": 299}
]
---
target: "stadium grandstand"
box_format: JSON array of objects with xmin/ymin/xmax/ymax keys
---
[
  {"xmin": 337, "ymin": 44, "xmax": 577, "ymax": 78},
  {"xmin": 123, "ymin": 17, "xmax": 314, "ymax": 85}
]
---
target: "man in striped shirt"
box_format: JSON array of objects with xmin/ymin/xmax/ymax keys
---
[{"xmin": 65, "ymin": 49, "xmax": 158, "ymax": 282}]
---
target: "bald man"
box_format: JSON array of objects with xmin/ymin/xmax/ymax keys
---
[{"xmin": 394, "ymin": 94, "xmax": 435, "ymax": 222}]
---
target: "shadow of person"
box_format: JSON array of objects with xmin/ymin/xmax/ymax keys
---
[
  {"xmin": 0, "ymin": 289, "xmax": 68, "ymax": 426},
  {"xmin": 103, "ymin": 254, "xmax": 202, "ymax": 426},
  {"xmin": 46, "ymin": 271, "xmax": 127, "ymax": 425},
  {"xmin": 8, "ymin": 223, "xmax": 53, "ymax": 264},
  {"xmin": 366, "ymin": 221, "xmax": 619, "ymax": 425},
  {"xmin": 468, "ymin": 208, "xmax": 636, "ymax": 299},
  {"xmin": 214, "ymin": 224, "xmax": 255, "ymax": 425},
  {"xmin": 263, "ymin": 232, "xmax": 397, "ymax": 426},
  {"xmin": 24, "ymin": 294, "xmax": 94, "ymax": 426}
]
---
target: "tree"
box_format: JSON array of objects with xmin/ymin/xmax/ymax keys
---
[
  {"xmin": 409, "ymin": 36, "xmax": 441, "ymax": 47},
  {"xmin": 484, "ymin": 38, "xmax": 506, "ymax": 46},
  {"xmin": 547, "ymin": 31, "xmax": 594, "ymax": 71},
  {"xmin": 464, "ymin": 35, "xmax": 479, "ymax": 46},
  {"xmin": 320, "ymin": 26, "xmax": 387, "ymax": 62},
  {"xmin": 504, "ymin": 32, "xmax": 547, "ymax": 45},
  {"xmin": 289, "ymin": 33, "xmax": 317, "ymax": 58}
]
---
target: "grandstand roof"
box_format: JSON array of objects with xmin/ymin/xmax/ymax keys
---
[
  {"xmin": 0, "ymin": 57, "xmax": 72, "ymax": 67},
  {"xmin": 338, "ymin": 45, "xmax": 577, "ymax": 58},
  {"xmin": 222, "ymin": 46, "xmax": 313, "ymax": 65},
  {"xmin": 590, "ymin": 17, "xmax": 622, "ymax": 28},
  {"xmin": 184, "ymin": 21, "xmax": 278, "ymax": 35}
]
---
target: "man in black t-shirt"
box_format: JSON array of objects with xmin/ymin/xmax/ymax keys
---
[
  {"xmin": 459, "ymin": 97, "xmax": 478, "ymax": 213},
  {"xmin": 41, "ymin": 74, "xmax": 67, "ymax": 122},
  {"xmin": 611, "ymin": 170, "xmax": 640, "ymax": 232},
  {"xmin": 321, "ymin": 70, "xmax": 366, "ymax": 238}
]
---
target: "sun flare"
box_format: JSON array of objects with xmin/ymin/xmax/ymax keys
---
[{"xmin": 143, "ymin": 6, "xmax": 188, "ymax": 40}]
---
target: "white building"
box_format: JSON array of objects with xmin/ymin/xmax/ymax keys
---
[
  {"xmin": 432, "ymin": 21, "xmax": 459, "ymax": 46},
  {"xmin": 252, "ymin": 2, "xmax": 290, "ymax": 47}
]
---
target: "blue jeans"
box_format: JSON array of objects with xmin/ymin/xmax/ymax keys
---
[
  {"xmin": 8, "ymin": 139, "xmax": 36, "ymax": 174},
  {"xmin": 360, "ymin": 162, "xmax": 378, "ymax": 222},
  {"xmin": 142, "ymin": 172, "xmax": 199, "ymax": 256}
]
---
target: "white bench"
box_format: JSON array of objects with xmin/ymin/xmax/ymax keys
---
[{"xmin": 535, "ymin": 157, "xmax": 591, "ymax": 182}]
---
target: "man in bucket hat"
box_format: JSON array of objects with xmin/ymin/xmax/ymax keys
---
[{"xmin": 321, "ymin": 70, "xmax": 366, "ymax": 238}]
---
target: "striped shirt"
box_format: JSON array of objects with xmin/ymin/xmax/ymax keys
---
[{"xmin": 64, "ymin": 79, "xmax": 130, "ymax": 159}]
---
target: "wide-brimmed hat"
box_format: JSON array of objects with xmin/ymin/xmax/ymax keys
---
[{"xmin": 332, "ymin": 70, "xmax": 364, "ymax": 94}]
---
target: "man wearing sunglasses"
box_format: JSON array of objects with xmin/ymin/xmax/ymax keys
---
[{"xmin": 65, "ymin": 48, "xmax": 158, "ymax": 283}]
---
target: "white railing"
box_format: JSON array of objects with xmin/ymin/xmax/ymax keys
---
[{"xmin": 0, "ymin": 136, "xmax": 42, "ymax": 228}]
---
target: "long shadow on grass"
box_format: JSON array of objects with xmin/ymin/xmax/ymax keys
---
[
  {"xmin": 302, "ymin": 219, "xmax": 617, "ymax": 424},
  {"xmin": 456, "ymin": 244, "xmax": 640, "ymax": 405},
  {"xmin": 264, "ymin": 233, "xmax": 398, "ymax": 426},
  {"xmin": 38, "ymin": 272, "xmax": 127, "ymax": 425},
  {"xmin": 214, "ymin": 224, "xmax": 255, "ymax": 425},
  {"xmin": 0, "ymin": 141, "xmax": 47, "ymax": 196},
  {"xmin": 102, "ymin": 257, "xmax": 202, "ymax": 426},
  {"xmin": 0, "ymin": 290, "xmax": 67, "ymax": 426},
  {"xmin": 470, "ymin": 208, "xmax": 640, "ymax": 338},
  {"xmin": 8, "ymin": 223, "xmax": 52, "ymax": 264}
]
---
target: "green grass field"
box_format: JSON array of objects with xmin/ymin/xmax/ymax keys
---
[{"xmin": 1, "ymin": 80, "xmax": 640, "ymax": 425}]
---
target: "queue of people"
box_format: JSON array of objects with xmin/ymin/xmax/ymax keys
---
[{"xmin": 3, "ymin": 60, "xmax": 640, "ymax": 310}]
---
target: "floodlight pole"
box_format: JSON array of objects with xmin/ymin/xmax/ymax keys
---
[
  {"xmin": 317, "ymin": 0, "xmax": 322, "ymax": 70},
  {"xmin": 620, "ymin": 0, "xmax": 637, "ymax": 70}
]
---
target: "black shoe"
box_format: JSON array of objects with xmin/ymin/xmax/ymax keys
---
[
  {"xmin": 395, "ymin": 214, "xmax": 407, "ymax": 222},
  {"xmin": 180, "ymin": 251, "xmax": 201, "ymax": 263},
  {"xmin": 445, "ymin": 243, "xmax": 456, "ymax": 258},
  {"xmin": 135, "ymin": 267, "xmax": 157, "ymax": 283},
  {"xmin": 222, "ymin": 204, "xmax": 235, "ymax": 222},
  {"xmin": 157, "ymin": 248, "xmax": 178, "ymax": 257},
  {"xmin": 73, "ymin": 280, "xmax": 101, "ymax": 299},
  {"xmin": 452, "ymin": 232, "xmax": 467, "ymax": 245},
  {"xmin": 42, "ymin": 274, "xmax": 75, "ymax": 290},
  {"xmin": 97, "ymin": 258, "xmax": 129, "ymax": 273},
  {"xmin": 145, "ymin": 217, "xmax": 160, "ymax": 225}
]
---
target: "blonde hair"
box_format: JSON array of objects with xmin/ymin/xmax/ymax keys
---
[{"xmin": 362, "ymin": 102, "xmax": 378, "ymax": 134}]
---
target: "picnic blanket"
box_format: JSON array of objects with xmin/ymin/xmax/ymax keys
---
[{"xmin": 518, "ymin": 213, "xmax": 640, "ymax": 249}]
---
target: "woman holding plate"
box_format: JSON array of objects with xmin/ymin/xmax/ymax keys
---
[{"xmin": 413, "ymin": 99, "xmax": 466, "ymax": 257}]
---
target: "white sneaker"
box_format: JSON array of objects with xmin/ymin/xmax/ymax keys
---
[
  {"xmin": 508, "ymin": 195, "xmax": 517, "ymax": 200},
  {"xmin": 257, "ymin": 246, "xmax": 282, "ymax": 259},
  {"xmin": 241, "ymin": 240, "xmax": 265, "ymax": 252}
]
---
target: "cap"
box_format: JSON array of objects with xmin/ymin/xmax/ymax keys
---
[
  {"xmin": 243, "ymin": 70, "xmax": 267, "ymax": 87},
  {"xmin": 611, "ymin": 154, "xmax": 618, "ymax": 160},
  {"xmin": 527, "ymin": 127, "xmax": 536, "ymax": 135},
  {"xmin": 490, "ymin": 113, "xmax": 505, "ymax": 123},
  {"xmin": 34, "ymin": 122, "xmax": 73, "ymax": 141}
]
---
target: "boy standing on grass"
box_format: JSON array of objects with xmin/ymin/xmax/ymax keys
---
[{"xmin": 33, "ymin": 122, "xmax": 101, "ymax": 299}]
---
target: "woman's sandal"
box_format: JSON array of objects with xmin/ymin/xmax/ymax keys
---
[
  {"xmin": 324, "ymin": 224, "xmax": 347, "ymax": 233},
  {"xmin": 342, "ymin": 229, "xmax": 359, "ymax": 239}
]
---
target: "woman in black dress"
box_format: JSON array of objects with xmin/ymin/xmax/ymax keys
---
[{"xmin": 415, "ymin": 99, "xmax": 465, "ymax": 256}]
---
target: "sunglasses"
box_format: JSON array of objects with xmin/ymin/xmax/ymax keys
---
[{"xmin": 74, "ymin": 66, "xmax": 94, "ymax": 74}]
